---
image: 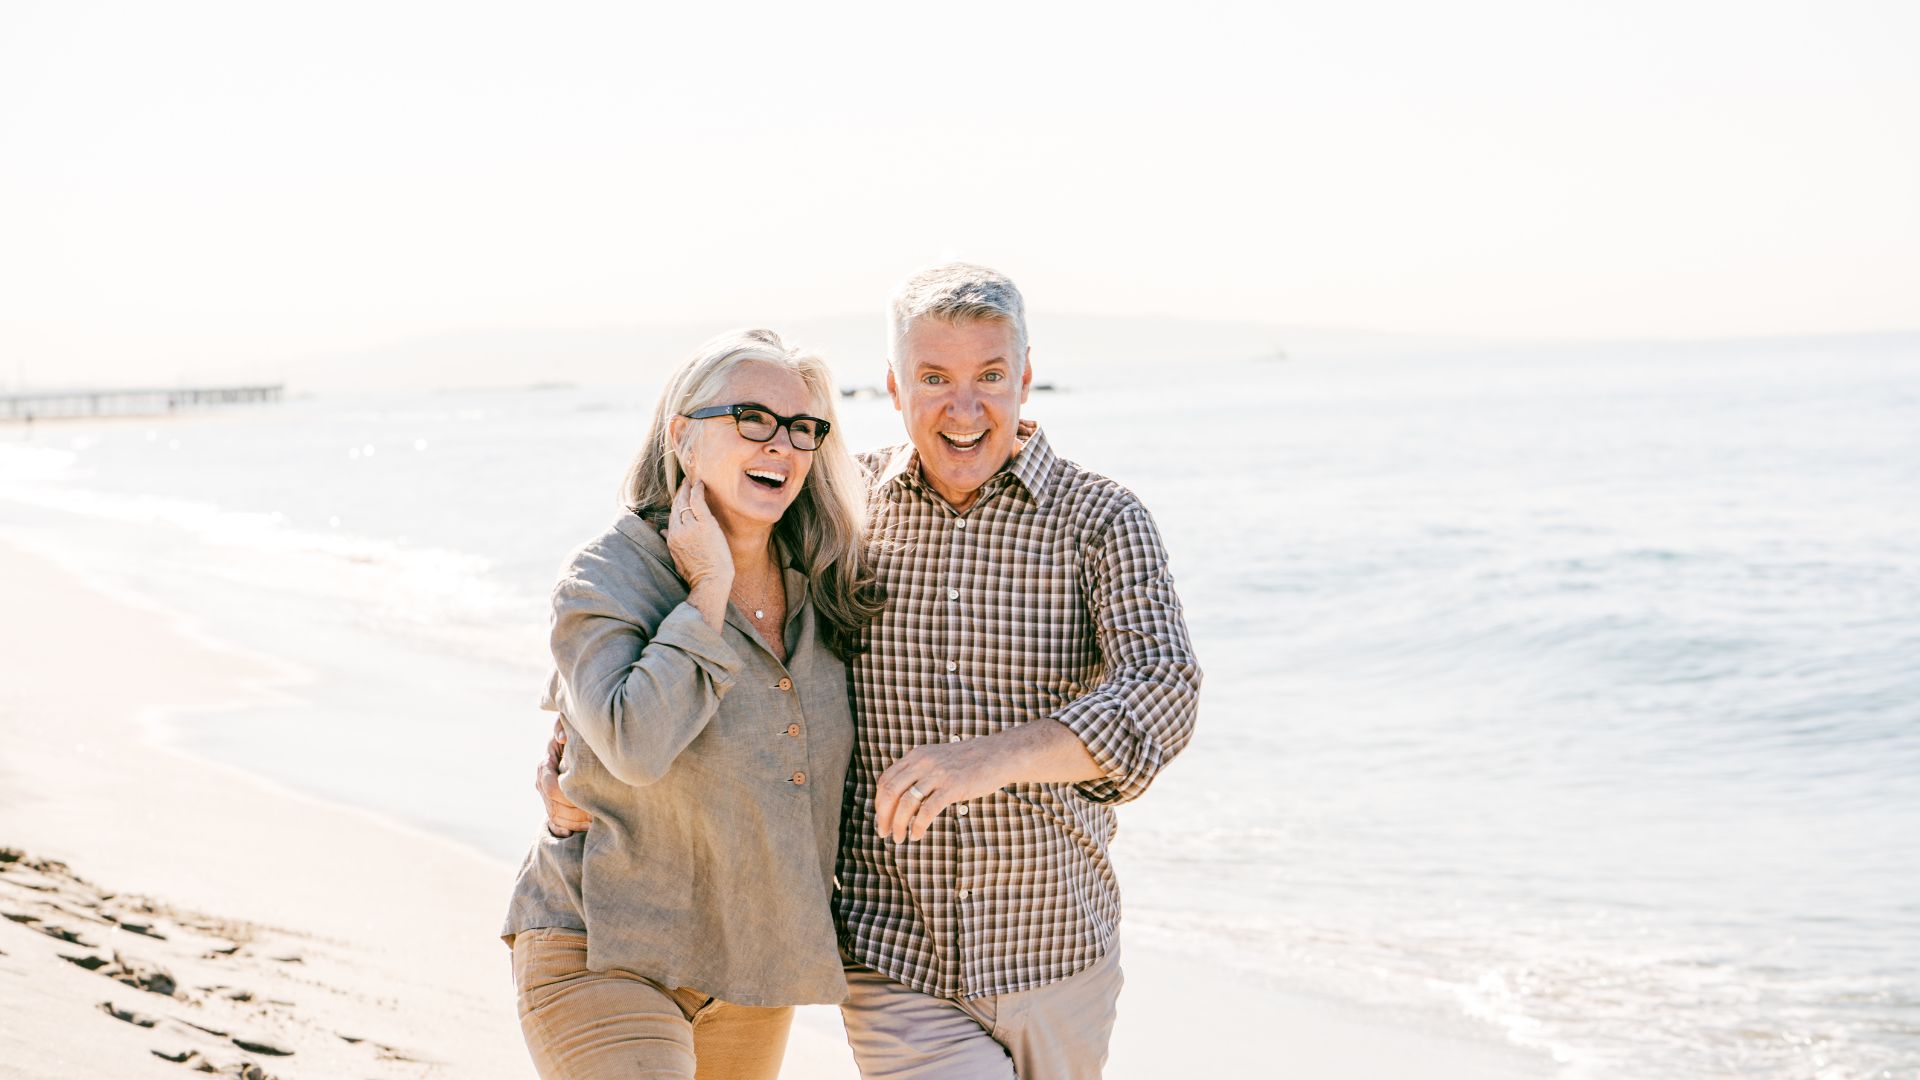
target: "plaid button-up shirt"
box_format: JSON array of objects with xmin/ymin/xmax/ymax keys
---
[{"xmin": 836, "ymin": 421, "xmax": 1201, "ymax": 999}]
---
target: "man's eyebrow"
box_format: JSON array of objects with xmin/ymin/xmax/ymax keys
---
[{"xmin": 913, "ymin": 357, "xmax": 1009, "ymax": 371}]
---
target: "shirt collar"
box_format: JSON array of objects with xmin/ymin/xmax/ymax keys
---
[
  {"xmin": 1000, "ymin": 420, "xmax": 1057, "ymax": 508},
  {"xmin": 876, "ymin": 419, "xmax": 1057, "ymax": 511},
  {"xmin": 874, "ymin": 441, "xmax": 921, "ymax": 492}
]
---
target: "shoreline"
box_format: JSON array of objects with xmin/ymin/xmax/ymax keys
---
[
  {"xmin": 0, "ymin": 537, "xmax": 535, "ymax": 1078},
  {"xmin": 0, "ymin": 533, "xmax": 1552, "ymax": 1078}
]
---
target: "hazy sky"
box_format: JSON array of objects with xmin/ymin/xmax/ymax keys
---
[{"xmin": 3, "ymin": 1, "xmax": 1917, "ymax": 385}]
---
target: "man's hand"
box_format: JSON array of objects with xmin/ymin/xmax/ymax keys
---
[
  {"xmin": 874, "ymin": 736, "xmax": 1014, "ymax": 843},
  {"xmin": 874, "ymin": 718, "xmax": 1109, "ymax": 843},
  {"xmin": 537, "ymin": 718, "xmax": 591, "ymax": 837}
]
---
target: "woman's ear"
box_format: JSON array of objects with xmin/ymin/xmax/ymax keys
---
[{"xmin": 667, "ymin": 415, "xmax": 696, "ymax": 474}]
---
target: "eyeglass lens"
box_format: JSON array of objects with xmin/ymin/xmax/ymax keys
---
[{"xmin": 735, "ymin": 407, "xmax": 824, "ymax": 449}]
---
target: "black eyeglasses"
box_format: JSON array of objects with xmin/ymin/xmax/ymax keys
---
[{"xmin": 683, "ymin": 403, "xmax": 831, "ymax": 451}]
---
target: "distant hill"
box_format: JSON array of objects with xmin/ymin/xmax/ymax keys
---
[
  {"xmin": 275, "ymin": 314, "xmax": 1484, "ymax": 393},
  {"xmin": 13, "ymin": 320, "xmax": 1913, "ymax": 397}
]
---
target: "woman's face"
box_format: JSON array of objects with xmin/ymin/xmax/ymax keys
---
[{"xmin": 678, "ymin": 361, "xmax": 816, "ymax": 533}]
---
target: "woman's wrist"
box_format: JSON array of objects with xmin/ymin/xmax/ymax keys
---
[{"xmin": 687, "ymin": 577, "xmax": 731, "ymax": 628}]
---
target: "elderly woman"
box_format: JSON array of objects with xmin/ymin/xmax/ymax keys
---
[{"xmin": 502, "ymin": 328, "xmax": 881, "ymax": 1079}]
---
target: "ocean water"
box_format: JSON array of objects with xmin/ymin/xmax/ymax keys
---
[{"xmin": 3, "ymin": 334, "xmax": 1918, "ymax": 1078}]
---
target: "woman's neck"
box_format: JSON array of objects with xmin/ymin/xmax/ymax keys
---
[{"xmin": 710, "ymin": 505, "xmax": 778, "ymax": 577}]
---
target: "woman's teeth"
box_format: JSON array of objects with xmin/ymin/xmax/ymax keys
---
[{"xmin": 746, "ymin": 469, "xmax": 787, "ymax": 489}]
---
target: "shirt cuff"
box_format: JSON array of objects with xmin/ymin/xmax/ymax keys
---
[
  {"xmin": 1051, "ymin": 697, "xmax": 1135, "ymax": 804},
  {"xmin": 649, "ymin": 600, "xmax": 745, "ymax": 693}
]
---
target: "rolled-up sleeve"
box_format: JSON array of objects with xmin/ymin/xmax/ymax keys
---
[
  {"xmin": 1051, "ymin": 503, "xmax": 1202, "ymax": 805},
  {"xmin": 549, "ymin": 570, "xmax": 744, "ymax": 787}
]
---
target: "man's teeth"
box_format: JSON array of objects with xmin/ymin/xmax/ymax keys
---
[{"xmin": 942, "ymin": 432, "xmax": 986, "ymax": 449}]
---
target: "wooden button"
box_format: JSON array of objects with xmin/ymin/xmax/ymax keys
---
[
  {"xmin": 786, "ymin": 723, "xmax": 801, "ymax": 737},
  {"xmin": 777, "ymin": 677, "xmax": 793, "ymax": 691},
  {"xmin": 791, "ymin": 771, "xmax": 807, "ymax": 785}
]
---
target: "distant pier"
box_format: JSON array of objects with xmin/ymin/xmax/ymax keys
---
[{"xmin": 1, "ymin": 385, "xmax": 284, "ymax": 422}]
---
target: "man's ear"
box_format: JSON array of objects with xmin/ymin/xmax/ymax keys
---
[
  {"xmin": 886, "ymin": 364, "xmax": 902, "ymax": 411},
  {"xmin": 1019, "ymin": 347, "xmax": 1034, "ymax": 405}
]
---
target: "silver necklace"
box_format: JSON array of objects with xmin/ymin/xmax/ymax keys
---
[{"xmin": 735, "ymin": 570, "xmax": 775, "ymax": 622}]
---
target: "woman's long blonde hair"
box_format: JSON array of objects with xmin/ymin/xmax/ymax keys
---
[{"xmin": 621, "ymin": 328, "xmax": 882, "ymax": 658}]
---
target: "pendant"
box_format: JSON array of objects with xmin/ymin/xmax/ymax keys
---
[{"xmin": 753, "ymin": 609, "xmax": 765, "ymax": 620}]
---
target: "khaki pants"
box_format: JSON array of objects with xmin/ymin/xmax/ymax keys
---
[
  {"xmin": 839, "ymin": 947, "xmax": 1123, "ymax": 1079},
  {"xmin": 513, "ymin": 928, "xmax": 793, "ymax": 1080}
]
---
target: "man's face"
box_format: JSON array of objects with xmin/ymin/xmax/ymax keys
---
[{"xmin": 887, "ymin": 316, "xmax": 1033, "ymax": 512}]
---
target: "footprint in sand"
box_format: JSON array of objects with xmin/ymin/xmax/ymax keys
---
[
  {"xmin": 98, "ymin": 1000, "xmax": 161, "ymax": 1027},
  {"xmin": 35, "ymin": 923, "xmax": 95, "ymax": 946},
  {"xmin": 151, "ymin": 1048, "xmax": 280, "ymax": 1078},
  {"xmin": 177, "ymin": 1018, "xmax": 230, "ymax": 1037},
  {"xmin": 231, "ymin": 1035, "xmax": 294, "ymax": 1057},
  {"xmin": 114, "ymin": 955, "xmax": 178, "ymax": 995},
  {"xmin": 8, "ymin": 848, "xmax": 435, "ymax": 1079},
  {"xmin": 113, "ymin": 917, "xmax": 169, "ymax": 939}
]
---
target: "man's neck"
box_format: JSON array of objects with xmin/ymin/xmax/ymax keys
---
[{"xmin": 929, "ymin": 480, "xmax": 982, "ymax": 514}]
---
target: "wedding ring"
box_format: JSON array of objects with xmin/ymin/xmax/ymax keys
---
[
  {"xmin": 677, "ymin": 508, "xmax": 698, "ymax": 524},
  {"xmin": 907, "ymin": 784, "xmax": 929, "ymax": 802}
]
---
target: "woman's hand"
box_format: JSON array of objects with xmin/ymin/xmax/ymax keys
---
[
  {"xmin": 664, "ymin": 477, "xmax": 733, "ymax": 629},
  {"xmin": 536, "ymin": 718, "xmax": 591, "ymax": 837}
]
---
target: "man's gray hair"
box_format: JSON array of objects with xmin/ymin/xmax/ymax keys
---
[{"xmin": 887, "ymin": 262, "xmax": 1028, "ymax": 368}]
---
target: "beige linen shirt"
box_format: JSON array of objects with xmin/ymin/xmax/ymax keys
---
[{"xmin": 502, "ymin": 512, "xmax": 853, "ymax": 1008}]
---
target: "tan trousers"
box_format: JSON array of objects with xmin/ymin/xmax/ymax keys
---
[
  {"xmin": 513, "ymin": 928, "xmax": 793, "ymax": 1080},
  {"xmin": 839, "ymin": 947, "xmax": 1123, "ymax": 1079}
]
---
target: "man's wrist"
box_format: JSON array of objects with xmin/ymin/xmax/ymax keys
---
[{"xmin": 972, "ymin": 733, "xmax": 1022, "ymax": 793}]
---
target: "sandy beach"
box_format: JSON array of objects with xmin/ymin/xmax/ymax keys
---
[{"xmin": 0, "ymin": 536, "xmax": 1547, "ymax": 1079}]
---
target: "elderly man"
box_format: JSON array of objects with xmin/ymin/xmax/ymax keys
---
[{"xmin": 541, "ymin": 264, "xmax": 1200, "ymax": 1078}]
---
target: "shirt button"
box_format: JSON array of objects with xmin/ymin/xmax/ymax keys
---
[
  {"xmin": 777, "ymin": 677, "xmax": 792, "ymax": 691},
  {"xmin": 956, "ymin": 804, "xmax": 970, "ymax": 817},
  {"xmin": 947, "ymin": 588, "xmax": 959, "ymax": 601},
  {"xmin": 959, "ymin": 888, "xmax": 973, "ymax": 900},
  {"xmin": 945, "ymin": 660, "xmax": 957, "ymax": 673},
  {"xmin": 955, "ymin": 519, "xmax": 967, "ymax": 530},
  {"xmin": 785, "ymin": 723, "xmax": 801, "ymax": 737},
  {"xmin": 790, "ymin": 771, "xmax": 807, "ymax": 785},
  {"xmin": 949, "ymin": 734, "xmax": 962, "ymax": 743}
]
